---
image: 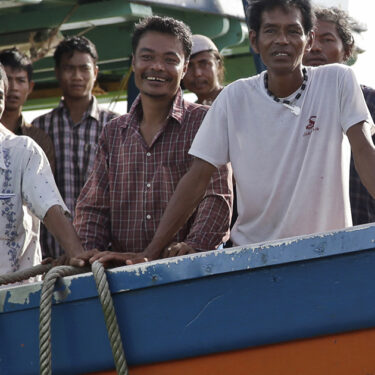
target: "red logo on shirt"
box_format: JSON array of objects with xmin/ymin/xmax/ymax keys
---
[
  {"xmin": 306, "ymin": 116, "xmax": 317, "ymax": 129},
  {"xmin": 303, "ymin": 116, "xmax": 319, "ymax": 137}
]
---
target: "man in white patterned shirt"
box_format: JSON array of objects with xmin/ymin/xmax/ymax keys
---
[
  {"xmin": 0, "ymin": 63, "xmax": 84, "ymax": 282},
  {"xmin": 32, "ymin": 36, "xmax": 118, "ymax": 258}
]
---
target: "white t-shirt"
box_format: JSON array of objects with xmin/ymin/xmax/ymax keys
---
[
  {"xmin": 0, "ymin": 127, "xmax": 68, "ymax": 278},
  {"xmin": 189, "ymin": 64, "xmax": 373, "ymax": 246}
]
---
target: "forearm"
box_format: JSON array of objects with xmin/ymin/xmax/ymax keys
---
[
  {"xmin": 184, "ymin": 164, "xmax": 233, "ymax": 251},
  {"xmin": 349, "ymin": 122, "xmax": 375, "ymax": 199},
  {"xmin": 353, "ymin": 148, "xmax": 375, "ymax": 199},
  {"xmin": 144, "ymin": 158, "xmax": 216, "ymax": 260},
  {"xmin": 44, "ymin": 205, "xmax": 84, "ymax": 257}
]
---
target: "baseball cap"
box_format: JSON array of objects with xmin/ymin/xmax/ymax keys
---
[{"xmin": 191, "ymin": 34, "xmax": 219, "ymax": 56}]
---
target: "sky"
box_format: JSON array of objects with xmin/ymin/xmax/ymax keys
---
[{"xmin": 347, "ymin": 0, "xmax": 375, "ymax": 87}]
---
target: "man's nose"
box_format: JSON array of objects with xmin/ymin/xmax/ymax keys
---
[
  {"xmin": 192, "ymin": 66, "xmax": 202, "ymax": 77},
  {"xmin": 275, "ymin": 31, "xmax": 289, "ymax": 44},
  {"xmin": 310, "ymin": 39, "xmax": 322, "ymax": 52},
  {"xmin": 150, "ymin": 58, "xmax": 165, "ymax": 71},
  {"xmin": 72, "ymin": 67, "xmax": 84, "ymax": 78}
]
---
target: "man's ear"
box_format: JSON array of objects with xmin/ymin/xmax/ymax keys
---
[
  {"xmin": 304, "ymin": 30, "xmax": 315, "ymax": 53},
  {"xmin": 131, "ymin": 54, "xmax": 135, "ymax": 71},
  {"xmin": 28, "ymin": 80, "xmax": 35, "ymax": 96},
  {"xmin": 181, "ymin": 58, "xmax": 189, "ymax": 79},
  {"xmin": 343, "ymin": 46, "xmax": 352, "ymax": 63},
  {"xmin": 93, "ymin": 65, "xmax": 99, "ymax": 81},
  {"xmin": 249, "ymin": 30, "xmax": 259, "ymax": 54}
]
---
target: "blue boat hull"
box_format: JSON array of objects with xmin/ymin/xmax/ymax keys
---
[{"xmin": 2, "ymin": 224, "xmax": 375, "ymax": 374}]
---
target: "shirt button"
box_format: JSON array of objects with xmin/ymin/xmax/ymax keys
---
[
  {"xmin": 146, "ymin": 214, "xmax": 151, "ymax": 220},
  {"xmin": 146, "ymin": 183, "xmax": 151, "ymax": 188},
  {"xmin": 146, "ymin": 152, "xmax": 151, "ymax": 157}
]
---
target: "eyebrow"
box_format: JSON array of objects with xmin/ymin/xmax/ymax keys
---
[
  {"xmin": 62, "ymin": 63, "xmax": 92, "ymax": 67},
  {"xmin": 138, "ymin": 47, "xmax": 180, "ymax": 57},
  {"xmin": 319, "ymin": 32, "xmax": 337, "ymax": 38},
  {"xmin": 193, "ymin": 57, "xmax": 210, "ymax": 63},
  {"xmin": 262, "ymin": 22, "xmax": 303, "ymax": 28}
]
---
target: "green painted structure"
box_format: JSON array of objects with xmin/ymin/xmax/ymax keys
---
[{"xmin": 0, "ymin": 0, "xmax": 256, "ymax": 109}]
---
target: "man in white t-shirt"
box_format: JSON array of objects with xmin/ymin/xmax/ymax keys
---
[{"xmin": 74, "ymin": 0, "xmax": 375, "ymax": 267}]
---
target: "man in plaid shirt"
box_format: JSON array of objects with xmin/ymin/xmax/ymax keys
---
[
  {"xmin": 72, "ymin": 16, "xmax": 232, "ymax": 265},
  {"xmin": 303, "ymin": 6, "xmax": 375, "ymax": 225},
  {"xmin": 32, "ymin": 36, "xmax": 118, "ymax": 258}
]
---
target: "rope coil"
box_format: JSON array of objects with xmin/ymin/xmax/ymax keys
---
[
  {"xmin": 0, "ymin": 261, "xmax": 128, "ymax": 374},
  {"xmin": 0, "ymin": 264, "xmax": 52, "ymax": 285},
  {"xmin": 39, "ymin": 265, "xmax": 89, "ymax": 375},
  {"xmin": 38, "ymin": 262, "xmax": 128, "ymax": 374},
  {"xmin": 92, "ymin": 260, "xmax": 128, "ymax": 375}
]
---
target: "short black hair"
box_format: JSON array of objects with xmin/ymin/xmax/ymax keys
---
[
  {"xmin": 0, "ymin": 62, "xmax": 9, "ymax": 94},
  {"xmin": 314, "ymin": 6, "xmax": 357, "ymax": 60},
  {"xmin": 54, "ymin": 36, "xmax": 98, "ymax": 67},
  {"xmin": 132, "ymin": 16, "xmax": 192, "ymax": 59},
  {"xmin": 247, "ymin": 0, "xmax": 314, "ymax": 36},
  {"xmin": 0, "ymin": 48, "xmax": 33, "ymax": 82}
]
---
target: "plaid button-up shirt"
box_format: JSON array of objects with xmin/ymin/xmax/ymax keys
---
[
  {"xmin": 32, "ymin": 97, "xmax": 118, "ymax": 257},
  {"xmin": 74, "ymin": 91, "xmax": 232, "ymax": 253},
  {"xmin": 350, "ymin": 85, "xmax": 375, "ymax": 225}
]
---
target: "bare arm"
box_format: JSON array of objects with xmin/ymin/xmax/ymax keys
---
[
  {"xmin": 44, "ymin": 205, "xmax": 84, "ymax": 258},
  {"xmin": 142, "ymin": 158, "xmax": 217, "ymax": 260},
  {"xmin": 79, "ymin": 158, "xmax": 218, "ymax": 267},
  {"xmin": 183, "ymin": 163, "xmax": 232, "ymax": 251},
  {"xmin": 71, "ymin": 158, "xmax": 218, "ymax": 267},
  {"xmin": 347, "ymin": 122, "xmax": 375, "ymax": 199}
]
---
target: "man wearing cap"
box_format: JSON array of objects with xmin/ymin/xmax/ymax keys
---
[
  {"xmin": 183, "ymin": 35, "xmax": 238, "ymax": 234},
  {"xmin": 182, "ymin": 35, "xmax": 224, "ymax": 105}
]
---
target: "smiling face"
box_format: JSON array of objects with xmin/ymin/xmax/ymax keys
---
[
  {"xmin": 182, "ymin": 50, "xmax": 221, "ymax": 101},
  {"xmin": 55, "ymin": 51, "xmax": 98, "ymax": 101},
  {"xmin": 303, "ymin": 19, "xmax": 347, "ymax": 66},
  {"xmin": 3, "ymin": 66, "xmax": 33, "ymax": 112},
  {"xmin": 250, "ymin": 6, "xmax": 312, "ymax": 76},
  {"xmin": 132, "ymin": 31, "xmax": 188, "ymax": 100}
]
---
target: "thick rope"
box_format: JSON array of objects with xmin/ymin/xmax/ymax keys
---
[
  {"xmin": 0, "ymin": 264, "xmax": 52, "ymax": 285},
  {"xmin": 39, "ymin": 265, "xmax": 89, "ymax": 375},
  {"xmin": 39, "ymin": 262, "xmax": 128, "ymax": 375},
  {"xmin": 92, "ymin": 260, "xmax": 128, "ymax": 375}
]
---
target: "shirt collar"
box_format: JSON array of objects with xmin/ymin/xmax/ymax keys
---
[
  {"xmin": 58, "ymin": 96, "xmax": 100, "ymax": 121},
  {"xmin": 125, "ymin": 89, "xmax": 185, "ymax": 128}
]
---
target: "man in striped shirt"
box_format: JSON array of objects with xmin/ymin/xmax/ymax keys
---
[
  {"xmin": 32, "ymin": 36, "xmax": 118, "ymax": 258},
  {"xmin": 72, "ymin": 16, "xmax": 232, "ymax": 266}
]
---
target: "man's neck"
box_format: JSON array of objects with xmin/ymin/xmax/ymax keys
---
[
  {"xmin": 141, "ymin": 94, "xmax": 174, "ymax": 125},
  {"xmin": 267, "ymin": 68, "xmax": 304, "ymax": 98},
  {"xmin": 198, "ymin": 86, "xmax": 223, "ymax": 105},
  {"xmin": 1, "ymin": 108, "xmax": 22, "ymax": 133},
  {"xmin": 64, "ymin": 95, "xmax": 92, "ymax": 124},
  {"xmin": 139, "ymin": 94, "xmax": 174, "ymax": 146}
]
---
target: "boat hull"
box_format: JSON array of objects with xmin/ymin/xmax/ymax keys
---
[{"xmin": 2, "ymin": 224, "xmax": 375, "ymax": 374}]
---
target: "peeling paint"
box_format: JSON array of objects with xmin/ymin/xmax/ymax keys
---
[
  {"xmin": 0, "ymin": 283, "xmax": 41, "ymax": 312},
  {"xmin": 53, "ymin": 279, "xmax": 72, "ymax": 303},
  {"xmin": 0, "ymin": 291, "xmax": 6, "ymax": 313}
]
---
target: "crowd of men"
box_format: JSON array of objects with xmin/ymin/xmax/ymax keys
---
[{"xmin": 1, "ymin": 0, "xmax": 375, "ymax": 280}]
